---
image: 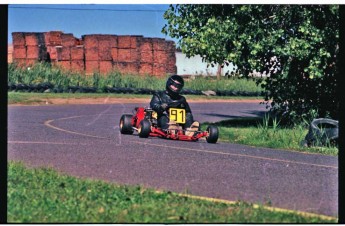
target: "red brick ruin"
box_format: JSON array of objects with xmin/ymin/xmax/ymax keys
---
[{"xmin": 12, "ymin": 31, "xmax": 177, "ymax": 76}]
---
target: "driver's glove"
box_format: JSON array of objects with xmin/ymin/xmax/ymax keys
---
[{"xmin": 160, "ymin": 103, "xmax": 168, "ymax": 111}]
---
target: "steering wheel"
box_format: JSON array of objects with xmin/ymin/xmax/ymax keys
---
[{"xmin": 167, "ymin": 99, "xmax": 184, "ymax": 108}]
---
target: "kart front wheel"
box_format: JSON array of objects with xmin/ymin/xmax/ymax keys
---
[
  {"xmin": 206, "ymin": 125, "xmax": 219, "ymax": 143},
  {"xmin": 119, "ymin": 114, "xmax": 134, "ymax": 134},
  {"xmin": 138, "ymin": 119, "xmax": 151, "ymax": 138}
]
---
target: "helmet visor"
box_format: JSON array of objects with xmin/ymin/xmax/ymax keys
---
[{"xmin": 169, "ymin": 82, "xmax": 183, "ymax": 93}]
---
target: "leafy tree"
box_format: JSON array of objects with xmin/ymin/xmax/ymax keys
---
[{"xmin": 162, "ymin": 5, "xmax": 339, "ymax": 123}]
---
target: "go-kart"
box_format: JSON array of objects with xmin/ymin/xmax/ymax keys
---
[{"xmin": 119, "ymin": 101, "xmax": 219, "ymax": 143}]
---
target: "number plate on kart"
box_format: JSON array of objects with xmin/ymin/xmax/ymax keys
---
[{"xmin": 169, "ymin": 108, "xmax": 186, "ymax": 124}]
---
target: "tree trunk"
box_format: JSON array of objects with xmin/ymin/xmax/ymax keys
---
[{"xmin": 217, "ymin": 64, "xmax": 222, "ymax": 80}]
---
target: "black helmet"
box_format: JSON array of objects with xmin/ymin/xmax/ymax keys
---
[{"xmin": 166, "ymin": 75, "xmax": 184, "ymax": 96}]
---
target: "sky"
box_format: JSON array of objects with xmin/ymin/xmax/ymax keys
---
[
  {"xmin": 8, "ymin": 4, "xmax": 177, "ymax": 44},
  {"xmin": 8, "ymin": 3, "xmax": 341, "ymax": 44}
]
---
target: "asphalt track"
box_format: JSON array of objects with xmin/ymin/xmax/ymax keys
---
[{"xmin": 8, "ymin": 101, "xmax": 338, "ymax": 218}]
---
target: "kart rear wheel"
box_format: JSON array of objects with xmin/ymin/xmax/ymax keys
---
[
  {"xmin": 206, "ymin": 125, "xmax": 219, "ymax": 143},
  {"xmin": 119, "ymin": 114, "xmax": 134, "ymax": 134},
  {"xmin": 138, "ymin": 119, "xmax": 151, "ymax": 138}
]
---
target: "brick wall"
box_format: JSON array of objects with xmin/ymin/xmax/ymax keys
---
[
  {"xmin": 8, "ymin": 44, "xmax": 13, "ymax": 63},
  {"xmin": 11, "ymin": 31, "xmax": 177, "ymax": 76}
]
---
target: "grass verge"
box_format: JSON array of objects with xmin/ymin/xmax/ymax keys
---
[
  {"xmin": 202, "ymin": 117, "xmax": 338, "ymax": 156},
  {"xmin": 8, "ymin": 162, "xmax": 337, "ymax": 223},
  {"xmin": 8, "ymin": 62, "xmax": 264, "ymax": 93},
  {"xmin": 7, "ymin": 92, "xmax": 262, "ymax": 105},
  {"xmin": 7, "ymin": 92, "xmax": 151, "ymax": 105}
]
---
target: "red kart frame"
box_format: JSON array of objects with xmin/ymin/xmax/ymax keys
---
[{"xmin": 119, "ymin": 107, "xmax": 219, "ymax": 143}]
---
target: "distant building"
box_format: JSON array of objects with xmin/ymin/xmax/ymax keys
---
[{"xmin": 176, "ymin": 51, "xmax": 236, "ymax": 77}]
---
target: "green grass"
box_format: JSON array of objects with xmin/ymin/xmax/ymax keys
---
[
  {"xmin": 7, "ymin": 92, "xmax": 151, "ymax": 104},
  {"xmin": 202, "ymin": 116, "xmax": 338, "ymax": 156},
  {"xmin": 8, "ymin": 62, "xmax": 264, "ymax": 93},
  {"xmin": 8, "ymin": 162, "xmax": 337, "ymax": 223},
  {"xmin": 7, "ymin": 92, "xmax": 261, "ymax": 105}
]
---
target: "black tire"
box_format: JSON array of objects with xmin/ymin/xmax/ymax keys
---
[
  {"xmin": 138, "ymin": 120, "xmax": 151, "ymax": 138},
  {"xmin": 206, "ymin": 125, "xmax": 219, "ymax": 143},
  {"xmin": 303, "ymin": 118, "xmax": 338, "ymax": 147},
  {"xmin": 119, "ymin": 114, "xmax": 134, "ymax": 134}
]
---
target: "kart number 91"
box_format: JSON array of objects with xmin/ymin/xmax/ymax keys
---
[{"xmin": 169, "ymin": 108, "xmax": 186, "ymax": 124}]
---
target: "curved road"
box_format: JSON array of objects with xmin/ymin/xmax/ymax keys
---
[{"xmin": 8, "ymin": 101, "xmax": 338, "ymax": 217}]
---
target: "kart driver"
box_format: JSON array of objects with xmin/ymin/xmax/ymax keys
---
[{"xmin": 150, "ymin": 75, "xmax": 199, "ymax": 136}]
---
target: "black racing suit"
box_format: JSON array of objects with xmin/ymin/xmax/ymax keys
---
[{"xmin": 150, "ymin": 90, "xmax": 194, "ymax": 130}]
